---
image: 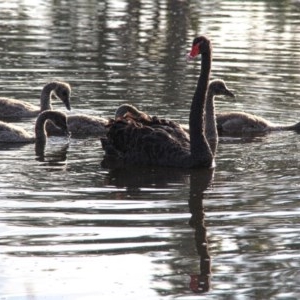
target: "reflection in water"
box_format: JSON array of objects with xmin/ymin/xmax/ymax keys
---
[
  {"xmin": 105, "ymin": 166, "xmax": 190, "ymax": 188},
  {"xmin": 106, "ymin": 166, "xmax": 214, "ymax": 295},
  {"xmin": 1, "ymin": 163, "xmax": 214, "ymax": 297},
  {"xmin": 35, "ymin": 142, "xmax": 69, "ymax": 168},
  {"xmin": 188, "ymin": 169, "xmax": 213, "ymax": 294}
]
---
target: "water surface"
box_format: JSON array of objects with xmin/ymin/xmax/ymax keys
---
[{"xmin": 0, "ymin": 0, "xmax": 300, "ymax": 299}]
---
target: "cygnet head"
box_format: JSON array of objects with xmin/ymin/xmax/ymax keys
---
[
  {"xmin": 115, "ymin": 104, "xmax": 150, "ymax": 120},
  {"xmin": 53, "ymin": 82, "xmax": 71, "ymax": 111},
  {"xmin": 209, "ymin": 79, "xmax": 235, "ymax": 98},
  {"xmin": 39, "ymin": 110, "xmax": 69, "ymax": 137}
]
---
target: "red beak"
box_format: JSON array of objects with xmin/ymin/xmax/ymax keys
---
[{"xmin": 188, "ymin": 43, "xmax": 200, "ymax": 59}]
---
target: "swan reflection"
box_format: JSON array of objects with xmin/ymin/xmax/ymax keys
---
[
  {"xmin": 188, "ymin": 169, "xmax": 213, "ymax": 293},
  {"xmin": 35, "ymin": 143, "xmax": 69, "ymax": 168},
  {"xmin": 104, "ymin": 166, "xmax": 214, "ymax": 295}
]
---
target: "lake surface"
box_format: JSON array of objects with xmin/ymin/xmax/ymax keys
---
[{"xmin": 0, "ymin": 0, "xmax": 300, "ymax": 299}]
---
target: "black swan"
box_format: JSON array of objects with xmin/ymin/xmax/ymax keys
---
[
  {"xmin": 0, "ymin": 110, "xmax": 68, "ymax": 143},
  {"xmin": 115, "ymin": 79, "xmax": 235, "ymax": 153},
  {"xmin": 216, "ymin": 111, "xmax": 300, "ymax": 134},
  {"xmin": 100, "ymin": 35, "xmax": 214, "ymax": 168},
  {"xmin": 0, "ymin": 81, "xmax": 71, "ymax": 119},
  {"xmin": 113, "ymin": 103, "xmax": 190, "ymax": 148}
]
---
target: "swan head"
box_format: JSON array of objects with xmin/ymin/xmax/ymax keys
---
[
  {"xmin": 115, "ymin": 104, "xmax": 152, "ymax": 121},
  {"xmin": 40, "ymin": 110, "xmax": 69, "ymax": 137},
  {"xmin": 187, "ymin": 35, "xmax": 211, "ymax": 60},
  {"xmin": 115, "ymin": 104, "xmax": 142, "ymax": 118},
  {"xmin": 50, "ymin": 112, "xmax": 69, "ymax": 137},
  {"xmin": 209, "ymin": 79, "xmax": 235, "ymax": 98},
  {"xmin": 53, "ymin": 82, "xmax": 71, "ymax": 111}
]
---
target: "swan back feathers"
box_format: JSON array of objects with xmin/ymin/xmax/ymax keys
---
[{"xmin": 101, "ymin": 118, "xmax": 192, "ymax": 168}]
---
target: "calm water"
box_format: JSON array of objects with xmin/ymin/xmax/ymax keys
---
[{"xmin": 0, "ymin": 0, "xmax": 300, "ymax": 299}]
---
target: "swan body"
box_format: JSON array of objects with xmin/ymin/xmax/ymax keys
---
[
  {"xmin": 216, "ymin": 111, "xmax": 300, "ymax": 134},
  {"xmin": 46, "ymin": 113, "xmax": 109, "ymax": 137},
  {"xmin": 0, "ymin": 121, "xmax": 34, "ymax": 143},
  {"xmin": 101, "ymin": 35, "xmax": 213, "ymax": 168},
  {"xmin": 117, "ymin": 79, "xmax": 235, "ymax": 152},
  {"xmin": 46, "ymin": 105, "xmax": 143, "ymax": 138},
  {"xmin": 114, "ymin": 103, "xmax": 190, "ymax": 148},
  {"xmin": 0, "ymin": 110, "xmax": 68, "ymax": 143},
  {"xmin": 66, "ymin": 114, "xmax": 108, "ymax": 137},
  {"xmin": 0, "ymin": 81, "xmax": 71, "ymax": 119},
  {"xmin": 49, "ymin": 104, "xmax": 171, "ymax": 138},
  {"xmin": 47, "ymin": 103, "xmax": 190, "ymax": 139}
]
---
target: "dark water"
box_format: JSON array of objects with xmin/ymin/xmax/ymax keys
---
[{"xmin": 0, "ymin": 0, "xmax": 300, "ymax": 299}]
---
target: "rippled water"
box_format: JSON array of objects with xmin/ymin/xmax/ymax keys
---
[{"xmin": 0, "ymin": 0, "xmax": 300, "ymax": 299}]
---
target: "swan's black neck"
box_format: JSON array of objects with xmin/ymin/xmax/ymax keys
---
[{"xmin": 189, "ymin": 50, "xmax": 213, "ymax": 163}]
